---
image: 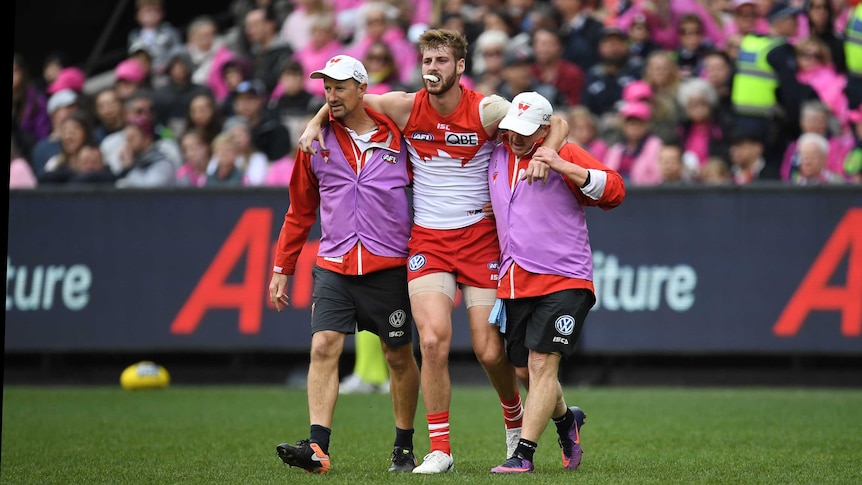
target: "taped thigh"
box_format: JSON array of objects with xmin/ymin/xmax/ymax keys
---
[
  {"xmin": 460, "ymin": 285, "xmax": 498, "ymax": 309},
  {"xmin": 408, "ymin": 272, "xmax": 457, "ymax": 301}
]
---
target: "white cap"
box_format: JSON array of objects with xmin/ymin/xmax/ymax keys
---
[
  {"xmin": 310, "ymin": 55, "xmax": 368, "ymax": 84},
  {"xmin": 499, "ymin": 92, "xmax": 553, "ymax": 136},
  {"xmin": 47, "ymin": 89, "xmax": 78, "ymax": 115}
]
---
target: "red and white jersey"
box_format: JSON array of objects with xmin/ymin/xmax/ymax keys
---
[{"xmin": 402, "ymin": 87, "xmax": 497, "ymax": 230}]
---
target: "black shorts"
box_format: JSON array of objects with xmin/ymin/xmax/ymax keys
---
[
  {"xmin": 504, "ymin": 289, "xmax": 594, "ymax": 368},
  {"xmin": 311, "ymin": 265, "xmax": 412, "ymax": 348}
]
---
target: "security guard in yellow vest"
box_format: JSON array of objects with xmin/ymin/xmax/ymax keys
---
[
  {"xmin": 731, "ymin": 1, "xmax": 814, "ymax": 168},
  {"xmin": 845, "ymin": 2, "xmax": 862, "ymax": 108}
]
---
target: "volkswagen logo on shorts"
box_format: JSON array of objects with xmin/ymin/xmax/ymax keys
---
[
  {"xmin": 408, "ymin": 254, "xmax": 426, "ymax": 272},
  {"xmin": 389, "ymin": 309, "xmax": 407, "ymax": 328},
  {"xmin": 555, "ymin": 315, "xmax": 576, "ymax": 336}
]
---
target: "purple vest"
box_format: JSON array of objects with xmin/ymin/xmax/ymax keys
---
[
  {"xmin": 311, "ymin": 128, "xmax": 410, "ymax": 258},
  {"xmin": 487, "ymin": 144, "xmax": 594, "ymax": 280}
]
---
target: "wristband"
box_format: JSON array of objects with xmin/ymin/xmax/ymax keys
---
[{"xmin": 580, "ymin": 171, "xmax": 591, "ymax": 188}]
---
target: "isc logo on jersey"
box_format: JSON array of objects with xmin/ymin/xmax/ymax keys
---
[{"xmin": 446, "ymin": 132, "xmax": 479, "ymax": 146}]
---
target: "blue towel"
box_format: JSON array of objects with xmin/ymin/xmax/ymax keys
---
[{"xmin": 488, "ymin": 298, "xmax": 507, "ymax": 333}]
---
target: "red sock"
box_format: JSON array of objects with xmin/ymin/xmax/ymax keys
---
[
  {"xmin": 501, "ymin": 393, "xmax": 523, "ymax": 429},
  {"xmin": 426, "ymin": 410, "xmax": 451, "ymax": 455}
]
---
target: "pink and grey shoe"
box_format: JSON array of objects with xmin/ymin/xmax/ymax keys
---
[{"xmin": 491, "ymin": 455, "xmax": 534, "ymax": 474}]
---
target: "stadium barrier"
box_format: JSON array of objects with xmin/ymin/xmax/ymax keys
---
[{"xmin": 6, "ymin": 186, "xmax": 861, "ymax": 355}]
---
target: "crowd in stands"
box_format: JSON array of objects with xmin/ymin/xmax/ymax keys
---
[{"xmin": 10, "ymin": 0, "xmax": 862, "ymax": 189}]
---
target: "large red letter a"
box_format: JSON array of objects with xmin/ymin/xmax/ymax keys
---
[
  {"xmin": 773, "ymin": 209, "xmax": 862, "ymax": 337},
  {"xmin": 171, "ymin": 208, "xmax": 272, "ymax": 335}
]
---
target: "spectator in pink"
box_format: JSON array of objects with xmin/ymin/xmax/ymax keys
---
[
  {"xmin": 346, "ymin": 2, "xmax": 418, "ymax": 86},
  {"xmin": 567, "ymin": 105, "xmax": 608, "ymax": 161},
  {"xmin": 12, "ymin": 54, "xmax": 51, "ymax": 159},
  {"xmin": 10, "ymin": 137, "xmax": 37, "ymax": 189},
  {"xmin": 603, "ymin": 101, "xmax": 663, "ymax": 185},
  {"xmin": 675, "ymin": 77, "xmax": 729, "ymax": 173},
  {"xmin": 46, "ymin": 67, "xmax": 85, "ymax": 96},
  {"xmin": 176, "ymin": 128, "xmax": 211, "ymax": 187},
  {"xmin": 795, "ymin": 36, "xmax": 849, "ymax": 128},
  {"xmin": 781, "ymin": 101, "xmax": 855, "ymax": 180},
  {"xmin": 279, "ymin": 0, "xmax": 332, "ymax": 52},
  {"xmin": 114, "ymin": 59, "xmax": 148, "ymax": 102},
  {"xmin": 293, "ymin": 13, "xmax": 343, "ymax": 98}
]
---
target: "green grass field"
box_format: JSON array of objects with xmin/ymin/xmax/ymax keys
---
[{"xmin": 2, "ymin": 386, "xmax": 861, "ymax": 484}]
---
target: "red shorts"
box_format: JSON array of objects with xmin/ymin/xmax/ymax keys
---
[{"xmin": 407, "ymin": 218, "xmax": 500, "ymax": 289}]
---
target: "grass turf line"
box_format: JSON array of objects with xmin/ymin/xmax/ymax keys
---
[{"xmin": 2, "ymin": 386, "xmax": 861, "ymax": 484}]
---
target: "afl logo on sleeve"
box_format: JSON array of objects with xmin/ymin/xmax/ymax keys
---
[
  {"xmin": 555, "ymin": 315, "xmax": 576, "ymax": 336},
  {"xmin": 389, "ymin": 309, "xmax": 407, "ymax": 328},
  {"xmin": 408, "ymin": 254, "xmax": 427, "ymax": 271}
]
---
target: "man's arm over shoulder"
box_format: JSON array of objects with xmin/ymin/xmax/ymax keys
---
[{"xmin": 363, "ymin": 91, "xmax": 415, "ymax": 131}]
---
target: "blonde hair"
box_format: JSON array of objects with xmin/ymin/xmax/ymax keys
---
[
  {"xmin": 418, "ymin": 29, "xmax": 468, "ymax": 61},
  {"xmin": 212, "ymin": 132, "xmax": 237, "ymax": 152}
]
